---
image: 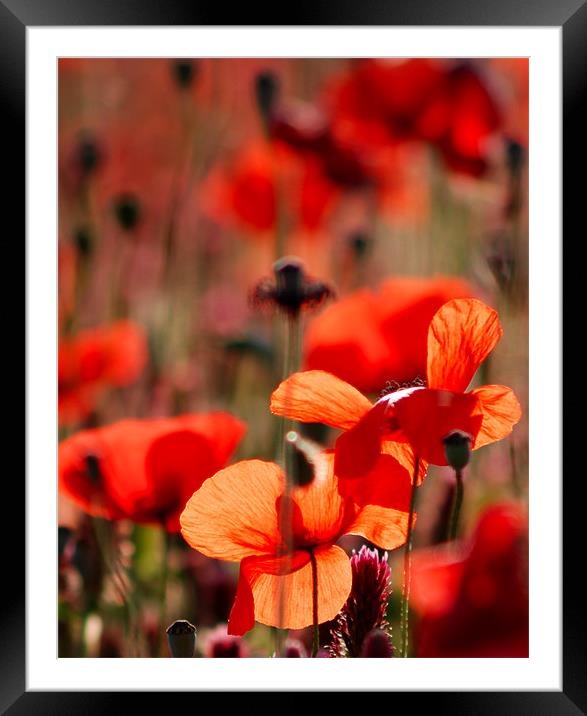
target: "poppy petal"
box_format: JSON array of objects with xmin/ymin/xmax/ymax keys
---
[
  {"xmin": 282, "ymin": 451, "xmax": 355, "ymax": 545},
  {"xmin": 227, "ymin": 563, "xmax": 256, "ymax": 636},
  {"xmin": 393, "ymin": 388, "xmax": 483, "ymax": 466},
  {"xmin": 427, "ymin": 298, "xmax": 502, "ymax": 392},
  {"xmin": 381, "ymin": 440, "xmax": 428, "ymax": 485},
  {"xmin": 180, "ymin": 460, "xmax": 283, "ymax": 561},
  {"xmin": 334, "ymin": 399, "xmax": 389, "ymax": 478},
  {"xmin": 344, "ymin": 453, "xmax": 413, "ymax": 550},
  {"xmin": 469, "ymin": 385, "xmax": 522, "ymax": 449},
  {"xmin": 270, "ymin": 370, "xmax": 372, "ymax": 430},
  {"xmin": 241, "ymin": 545, "xmax": 352, "ymax": 630}
]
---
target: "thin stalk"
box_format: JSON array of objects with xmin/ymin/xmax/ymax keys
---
[
  {"xmin": 400, "ymin": 456, "xmax": 420, "ymax": 658},
  {"xmin": 276, "ymin": 310, "xmax": 302, "ymax": 655},
  {"xmin": 309, "ymin": 548, "xmax": 319, "ymax": 657},
  {"xmin": 447, "ymin": 469, "xmax": 464, "ymax": 542},
  {"xmin": 156, "ymin": 526, "xmax": 170, "ymax": 657}
]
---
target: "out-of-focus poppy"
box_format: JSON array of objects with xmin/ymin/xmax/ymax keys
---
[
  {"xmin": 304, "ymin": 275, "xmax": 475, "ymax": 394},
  {"xmin": 410, "ymin": 502, "xmax": 528, "ymax": 657},
  {"xmin": 327, "ymin": 59, "xmax": 503, "ymax": 178},
  {"xmin": 180, "ymin": 450, "xmax": 412, "ymax": 634},
  {"xmin": 201, "ymin": 141, "xmax": 339, "ymax": 235},
  {"xmin": 420, "ymin": 62, "xmax": 503, "ymax": 177},
  {"xmin": 59, "ymin": 413, "xmax": 246, "ymax": 532},
  {"xmin": 268, "ymin": 101, "xmax": 379, "ymax": 189},
  {"xmin": 59, "ymin": 321, "xmax": 148, "ymax": 426},
  {"xmin": 272, "ymin": 298, "xmax": 521, "ymax": 479}
]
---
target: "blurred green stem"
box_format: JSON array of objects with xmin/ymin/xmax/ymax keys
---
[
  {"xmin": 447, "ymin": 469, "xmax": 464, "ymax": 542},
  {"xmin": 276, "ymin": 309, "xmax": 302, "ymax": 655},
  {"xmin": 157, "ymin": 526, "xmax": 170, "ymax": 657},
  {"xmin": 400, "ymin": 457, "xmax": 419, "ymax": 658}
]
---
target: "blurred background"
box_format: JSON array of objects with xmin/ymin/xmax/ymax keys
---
[{"xmin": 58, "ymin": 58, "xmax": 528, "ymax": 658}]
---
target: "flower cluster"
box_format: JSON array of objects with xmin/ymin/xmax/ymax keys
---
[{"xmin": 57, "ymin": 58, "xmax": 528, "ymax": 660}]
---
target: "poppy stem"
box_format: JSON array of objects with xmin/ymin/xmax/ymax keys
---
[
  {"xmin": 309, "ymin": 548, "xmax": 319, "ymax": 657},
  {"xmin": 276, "ymin": 310, "xmax": 302, "ymax": 655},
  {"xmin": 157, "ymin": 526, "xmax": 170, "ymax": 657},
  {"xmin": 447, "ymin": 468, "xmax": 464, "ymax": 542},
  {"xmin": 400, "ymin": 456, "xmax": 420, "ymax": 658}
]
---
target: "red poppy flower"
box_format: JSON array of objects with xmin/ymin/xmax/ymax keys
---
[
  {"xmin": 59, "ymin": 413, "xmax": 246, "ymax": 531},
  {"xmin": 327, "ymin": 59, "xmax": 503, "ymax": 177},
  {"xmin": 420, "ymin": 62, "xmax": 503, "ymax": 177},
  {"xmin": 272, "ymin": 298, "xmax": 521, "ymax": 479},
  {"xmin": 59, "ymin": 321, "xmax": 148, "ymax": 426},
  {"xmin": 410, "ymin": 502, "xmax": 528, "ymax": 657},
  {"xmin": 201, "ymin": 141, "xmax": 338, "ymax": 235},
  {"xmin": 180, "ymin": 450, "xmax": 412, "ymax": 634},
  {"xmin": 304, "ymin": 275, "xmax": 475, "ymax": 394}
]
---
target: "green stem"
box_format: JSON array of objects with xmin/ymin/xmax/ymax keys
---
[
  {"xmin": 447, "ymin": 469, "xmax": 464, "ymax": 542},
  {"xmin": 400, "ymin": 457, "xmax": 420, "ymax": 658},
  {"xmin": 275, "ymin": 310, "xmax": 302, "ymax": 656},
  {"xmin": 309, "ymin": 548, "xmax": 319, "ymax": 657},
  {"xmin": 157, "ymin": 526, "xmax": 170, "ymax": 657}
]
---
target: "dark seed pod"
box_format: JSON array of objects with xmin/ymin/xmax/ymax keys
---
[{"xmin": 166, "ymin": 620, "xmax": 197, "ymax": 658}]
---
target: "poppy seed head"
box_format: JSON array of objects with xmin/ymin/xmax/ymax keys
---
[
  {"xmin": 166, "ymin": 620, "xmax": 197, "ymax": 658},
  {"xmin": 250, "ymin": 257, "xmax": 334, "ymax": 317},
  {"xmin": 442, "ymin": 429, "xmax": 472, "ymax": 470}
]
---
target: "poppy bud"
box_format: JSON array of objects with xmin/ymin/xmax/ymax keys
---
[
  {"xmin": 84, "ymin": 453, "xmax": 102, "ymax": 484},
  {"xmin": 348, "ymin": 231, "xmax": 370, "ymax": 260},
  {"xmin": 360, "ymin": 629, "xmax": 394, "ymax": 658},
  {"xmin": 254, "ymin": 71, "xmax": 279, "ymax": 124},
  {"xmin": 172, "ymin": 59, "xmax": 198, "ymax": 89},
  {"xmin": 74, "ymin": 226, "xmax": 93, "ymax": 258},
  {"xmin": 505, "ymin": 138, "xmax": 525, "ymax": 177},
  {"xmin": 442, "ymin": 430, "xmax": 472, "ymax": 471},
  {"xmin": 166, "ymin": 620, "xmax": 197, "ymax": 658},
  {"xmin": 113, "ymin": 193, "xmax": 140, "ymax": 232},
  {"xmin": 76, "ymin": 135, "xmax": 101, "ymax": 177}
]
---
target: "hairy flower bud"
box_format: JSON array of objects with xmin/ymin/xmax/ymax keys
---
[
  {"xmin": 360, "ymin": 629, "xmax": 394, "ymax": 658},
  {"xmin": 113, "ymin": 194, "xmax": 141, "ymax": 232},
  {"xmin": 327, "ymin": 546, "xmax": 393, "ymax": 657}
]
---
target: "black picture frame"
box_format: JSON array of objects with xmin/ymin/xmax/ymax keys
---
[{"xmin": 11, "ymin": 0, "xmax": 581, "ymax": 711}]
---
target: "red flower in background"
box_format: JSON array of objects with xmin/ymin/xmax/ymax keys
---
[
  {"xmin": 201, "ymin": 141, "xmax": 339, "ymax": 235},
  {"xmin": 327, "ymin": 59, "xmax": 503, "ymax": 177},
  {"xmin": 59, "ymin": 413, "xmax": 246, "ymax": 531},
  {"xmin": 304, "ymin": 275, "xmax": 475, "ymax": 395},
  {"xmin": 59, "ymin": 321, "xmax": 148, "ymax": 426},
  {"xmin": 410, "ymin": 502, "xmax": 528, "ymax": 657},
  {"xmin": 180, "ymin": 451, "xmax": 412, "ymax": 634}
]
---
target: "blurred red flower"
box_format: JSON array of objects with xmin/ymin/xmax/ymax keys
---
[
  {"xmin": 180, "ymin": 450, "xmax": 412, "ymax": 634},
  {"xmin": 410, "ymin": 502, "xmax": 528, "ymax": 657},
  {"xmin": 272, "ymin": 298, "xmax": 521, "ymax": 479},
  {"xmin": 327, "ymin": 59, "xmax": 503, "ymax": 177},
  {"xmin": 59, "ymin": 321, "xmax": 148, "ymax": 426},
  {"xmin": 59, "ymin": 413, "xmax": 246, "ymax": 531},
  {"xmin": 201, "ymin": 141, "xmax": 338, "ymax": 235},
  {"xmin": 304, "ymin": 275, "xmax": 475, "ymax": 394}
]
